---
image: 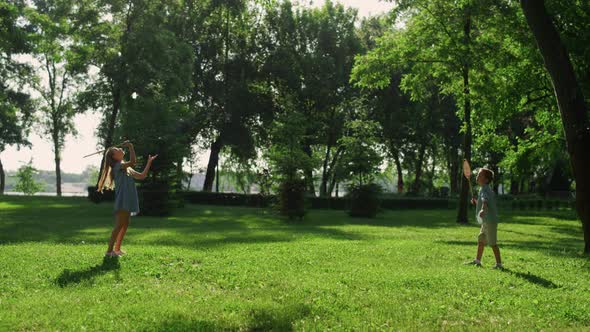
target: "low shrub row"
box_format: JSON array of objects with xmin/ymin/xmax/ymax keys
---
[
  {"xmin": 180, "ymin": 191, "xmax": 273, "ymax": 208},
  {"xmin": 88, "ymin": 188, "xmax": 574, "ymax": 213},
  {"xmin": 311, "ymin": 196, "xmax": 453, "ymax": 210},
  {"xmin": 498, "ymin": 199, "xmax": 574, "ymax": 210},
  {"xmin": 181, "ymin": 191, "xmax": 455, "ymax": 211},
  {"xmin": 88, "ymin": 185, "xmax": 180, "ymax": 216}
]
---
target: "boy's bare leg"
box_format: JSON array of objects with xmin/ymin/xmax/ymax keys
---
[
  {"xmin": 491, "ymin": 245, "xmax": 502, "ymax": 265},
  {"xmin": 476, "ymin": 241, "xmax": 485, "ymax": 261}
]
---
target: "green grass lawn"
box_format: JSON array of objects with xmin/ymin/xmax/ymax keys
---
[{"xmin": 1, "ymin": 196, "xmax": 589, "ymax": 331}]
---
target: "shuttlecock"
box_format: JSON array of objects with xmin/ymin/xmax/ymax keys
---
[{"xmin": 131, "ymin": 92, "xmax": 138, "ymax": 99}]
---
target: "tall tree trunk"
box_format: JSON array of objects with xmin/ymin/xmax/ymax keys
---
[
  {"xmin": 325, "ymin": 146, "xmax": 344, "ymax": 197},
  {"xmin": 215, "ymin": 161, "xmax": 220, "ymax": 193},
  {"xmin": 521, "ymin": 0, "xmax": 590, "ymax": 253},
  {"xmin": 510, "ymin": 176, "xmax": 519, "ymax": 195},
  {"xmin": 430, "ymin": 146, "xmax": 437, "ymax": 192},
  {"xmin": 303, "ymin": 144, "xmax": 315, "ymax": 196},
  {"xmin": 394, "ymin": 152, "xmax": 404, "ymax": 193},
  {"xmin": 448, "ymin": 146, "xmax": 459, "ymax": 195},
  {"xmin": 490, "ymin": 163, "xmax": 500, "ymax": 194},
  {"xmin": 328, "ymin": 171, "xmax": 338, "ymax": 197},
  {"xmin": 54, "ymin": 145, "xmax": 62, "ymax": 197},
  {"xmin": 0, "ymin": 156, "xmax": 5, "ymax": 195},
  {"xmin": 457, "ymin": 10, "xmax": 472, "ymax": 224},
  {"xmin": 412, "ymin": 142, "xmax": 427, "ymax": 193},
  {"xmin": 187, "ymin": 173, "xmax": 193, "ymax": 191},
  {"xmin": 320, "ymin": 144, "xmax": 332, "ymax": 197},
  {"xmin": 203, "ymin": 138, "xmax": 222, "ymax": 192}
]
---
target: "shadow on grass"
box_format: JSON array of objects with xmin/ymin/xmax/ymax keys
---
[
  {"xmin": 442, "ymin": 239, "xmax": 586, "ymax": 258},
  {"xmin": 55, "ymin": 256, "xmax": 120, "ymax": 287},
  {"xmin": 0, "ymin": 200, "xmax": 369, "ymax": 248},
  {"xmin": 247, "ymin": 304, "xmax": 311, "ymax": 331},
  {"xmin": 147, "ymin": 304, "xmax": 311, "ymax": 331},
  {"xmin": 153, "ymin": 318, "xmax": 219, "ymax": 331},
  {"xmin": 0, "ymin": 196, "xmax": 583, "ymax": 253},
  {"xmin": 500, "ymin": 267, "xmax": 560, "ymax": 289}
]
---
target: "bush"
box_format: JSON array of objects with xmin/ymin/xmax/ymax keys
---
[
  {"xmin": 87, "ymin": 186, "xmax": 115, "ymax": 203},
  {"xmin": 181, "ymin": 191, "xmax": 272, "ymax": 207},
  {"xmin": 381, "ymin": 197, "xmax": 451, "ymax": 209},
  {"xmin": 138, "ymin": 182, "xmax": 174, "ymax": 216},
  {"xmin": 278, "ymin": 179, "xmax": 306, "ymax": 220},
  {"xmin": 14, "ymin": 162, "xmax": 44, "ymax": 195},
  {"xmin": 310, "ymin": 197, "xmax": 349, "ymax": 210},
  {"xmin": 348, "ymin": 183, "xmax": 382, "ymax": 218}
]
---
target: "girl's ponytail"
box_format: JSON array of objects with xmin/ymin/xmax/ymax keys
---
[{"xmin": 96, "ymin": 148, "xmax": 116, "ymax": 193}]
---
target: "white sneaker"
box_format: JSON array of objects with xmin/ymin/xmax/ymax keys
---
[{"xmin": 492, "ymin": 263, "xmax": 504, "ymax": 270}]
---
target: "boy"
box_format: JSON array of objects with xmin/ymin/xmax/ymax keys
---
[{"xmin": 466, "ymin": 168, "xmax": 503, "ymax": 269}]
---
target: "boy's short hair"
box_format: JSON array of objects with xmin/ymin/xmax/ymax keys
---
[{"xmin": 479, "ymin": 168, "xmax": 495, "ymax": 182}]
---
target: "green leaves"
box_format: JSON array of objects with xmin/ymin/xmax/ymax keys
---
[
  {"xmin": 14, "ymin": 160, "xmax": 45, "ymax": 195},
  {"xmin": 267, "ymin": 105, "xmax": 313, "ymax": 183},
  {"xmin": 337, "ymin": 109, "xmax": 384, "ymax": 186}
]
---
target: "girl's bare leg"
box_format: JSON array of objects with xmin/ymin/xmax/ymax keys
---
[
  {"xmin": 114, "ymin": 211, "xmax": 131, "ymax": 252},
  {"xmin": 107, "ymin": 211, "xmax": 126, "ymax": 252}
]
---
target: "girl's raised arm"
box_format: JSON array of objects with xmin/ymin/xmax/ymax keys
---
[
  {"xmin": 121, "ymin": 141, "xmax": 136, "ymax": 169},
  {"xmin": 129, "ymin": 154, "xmax": 158, "ymax": 180}
]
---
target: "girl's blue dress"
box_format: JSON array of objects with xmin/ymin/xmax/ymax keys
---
[{"xmin": 112, "ymin": 161, "xmax": 140, "ymax": 215}]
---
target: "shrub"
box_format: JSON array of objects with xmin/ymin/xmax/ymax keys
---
[
  {"xmin": 278, "ymin": 179, "xmax": 306, "ymax": 220},
  {"xmin": 87, "ymin": 186, "xmax": 115, "ymax": 203},
  {"xmin": 546, "ymin": 200, "xmax": 553, "ymax": 210},
  {"xmin": 14, "ymin": 161, "xmax": 44, "ymax": 195},
  {"xmin": 181, "ymin": 191, "xmax": 272, "ymax": 207},
  {"xmin": 266, "ymin": 109, "xmax": 313, "ymax": 220},
  {"xmin": 138, "ymin": 182, "xmax": 174, "ymax": 216},
  {"xmin": 310, "ymin": 197, "xmax": 349, "ymax": 210},
  {"xmin": 348, "ymin": 183, "xmax": 383, "ymax": 218}
]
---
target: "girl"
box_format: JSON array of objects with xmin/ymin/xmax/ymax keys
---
[{"xmin": 96, "ymin": 141, "xmax": 158, "ymax": 257}]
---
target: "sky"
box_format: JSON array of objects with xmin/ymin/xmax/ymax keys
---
[{"xmin": 1, "ymin": 0, "xmax": 395, "ymax": 174}]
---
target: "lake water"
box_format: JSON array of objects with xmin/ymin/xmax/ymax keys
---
[{"xmin": 4, "ymin": 192, "xmax": 87, "ymax": 197}]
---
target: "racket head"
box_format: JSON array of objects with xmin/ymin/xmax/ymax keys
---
[{"xmin": 462, "ymin": 159, "xmax": 472, "ymax": 179}]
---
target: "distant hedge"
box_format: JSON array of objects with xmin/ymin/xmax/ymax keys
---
[
  {"xmin": 181, "ymin": 191, "xmax": 455, "ymax": 210},
  {"xmin": 89, "ymin": 188, "xmax": 575, "ymax": 212},
  {"xmin": 180, "ymin": 191, "xmax": 274, "ymax": 208}
]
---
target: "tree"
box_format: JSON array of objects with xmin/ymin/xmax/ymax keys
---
[
  {"xmin": 520, "ymin": 0, "xmax": 590, "ymax": 253},
  {"xmin": 116, "ymin": 0, "xmax": 194, "ymax": 215},
  {"xmin": 184, "ymin": 0, "xmax": 272, "ymax": 192},
  {"xmin": 354, "ymin": 0, "xmax": 513, "ymax": 220},
  {"xmin": 75, "ymin": 0, "xmax": 141, "ymax": 186},
  {"xmin": 262, "ymin": 1, "xmax": 363, "ymax": 197},
  {"xmin": 0, "ymin": 0, "xmax": 34, "ymax": 194},
  {"xmin": 266, "ymin": 99, "xmax": 313, "ymax": 219},
  {"xmin": 14, "ymin": 160, "xmax": 44, "ymax": 195},
  {"xmin": 27, "ymin": 0, "xmax": 94, "ymax": 196},
  {"xmin": 338, "ymin": 114, "xmax": 383, "ymax": 187}
]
